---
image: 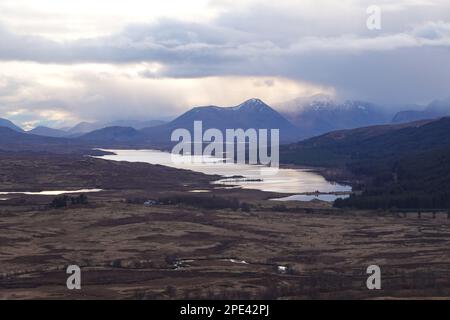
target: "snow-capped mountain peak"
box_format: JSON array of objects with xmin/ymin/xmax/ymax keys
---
[
  {"xmin": 232, "ymin": 98, "xmax": 268, "ymax": 111},
  {"xmin": 278, "ymin": 96, "xmax": 390, "ymax": 138}
]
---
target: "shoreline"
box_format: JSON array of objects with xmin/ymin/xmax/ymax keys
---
[
  {"xmin": 95, "ymin": 148, "xmax": 355, "ymax": 201},
  {"xmin": 279, "ymin": 162, "xmax": 359, "ymax": 190}
]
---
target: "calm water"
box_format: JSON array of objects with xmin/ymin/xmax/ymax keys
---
[
  {"xmin": 272, "ymin": 194, "xmax": 350, "ymax": 202},
  {"xmin": 97, "ymin": 149, "xmax": 351, "ymax": 198},
  {"xmin": 0, "ymin": 189, "xmax": 103, "ymax": 196}
]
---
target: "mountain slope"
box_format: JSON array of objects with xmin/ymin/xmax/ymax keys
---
[
  {"xmin": 281, "ymin": 118, "xmax": 439, "ymax": 167},
  {"xmin": 0, "ymin": 118, "xmax": 23, "ymax": 132}
]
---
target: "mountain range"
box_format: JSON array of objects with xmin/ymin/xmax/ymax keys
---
[
  {"xmin": 67, "ymin": 119, "xmax": 167, "ymax": 135},
  {"xmin": 25, "ymin": 119, "xmax": 167, "ymax": 138},
  {"xmin": 279, "ymin": 95, "xmax": 391, "ymax": 137},
  {"xmin": 2, "ymin": 97, "xmax": 450, "ymax": 150},
  {"xmin": 0, "ymin": 99, "xmax": 302, "ymax": 149}
]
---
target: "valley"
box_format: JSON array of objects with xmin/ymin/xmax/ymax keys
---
[{"xmin": 1, "ymin": 152, "xmax": 450, "ymax": 299}]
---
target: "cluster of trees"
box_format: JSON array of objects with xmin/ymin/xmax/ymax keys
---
[
  {"xmin": 334, "ymin": 193, "xmax": 450, "ymax": 210},
  {"xmin": 335, "ymin": 147, "xmax": 450, "ymax": 209},
  {"xmin": 50, "ymin": 194, "xmax": 88, "ymax": 208}
]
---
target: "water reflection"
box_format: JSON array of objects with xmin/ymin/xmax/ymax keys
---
[
  {"xmin": 271, "ymin": 194, "xmax": 350, "ymax": 202},
  {"xmin": 97, "ymin": 149, "xmax": 351, "ymax": 194},
  {"xmin": 0, "ymin": 189, "xmax": 103, "ymax": 196}
]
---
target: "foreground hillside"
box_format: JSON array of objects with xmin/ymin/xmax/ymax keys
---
[{"xmin": 281, "ymin": 118, "xmax": 450, "ymax": 209}]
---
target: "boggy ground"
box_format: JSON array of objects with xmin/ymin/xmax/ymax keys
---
[
  {"xmin": 2, "ymin": 199, "xmax": 450, "ymax": 299},
  {"xmin": 1, "ymin": 154, "xmax": 450, "ymax": 299}
]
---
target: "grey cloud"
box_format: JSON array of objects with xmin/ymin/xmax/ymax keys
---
[
  {"xmin": 413, "ymin": 21, "xmax": 450, "ymax": 40},
  {"xmin": 0, "ymin": 19, "xmax": 253, "ymax": 64},
  {"xmin": 0, "ymin": 76, "xmax": 23, "ymax": 97},
  {"xmin": 2, "ymin": 15, "xmax": 450, "ymax": 65},
  {"xmin": 1, "ymin": 3, "xmax": 450, "ymax": 106}
]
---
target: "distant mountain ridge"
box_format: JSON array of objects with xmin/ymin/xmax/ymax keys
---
[
  {"xmin": 105, "ymin": 120, "xmax": 166, "ymax": 130},
  {"xmin": 67, "ymin": 119, "xmax": 167, "ymax": 135},
  {"xmin": 2, "ymin": 99, "xmax": 302, "ymax": 147},
  {"xmin": 2, "ymin": 97, "xmax": 450, "ymax": 150},
  {"xmin": 392, "ymin": 98, "xmax": 450, "ymax": 123},
  {"xmin": 29, "ymin": 126, "xmax": 68, "ymax": 138},
  {"xmin": 280, "ymin": 96, "xmax": 391, "ymax": 138},
  {"xmin": 0, "ymin": 118, "xmax": 23, "ymax": 132}
]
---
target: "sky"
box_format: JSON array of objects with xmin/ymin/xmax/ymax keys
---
[{"xmin": 0, "ymin": 0, "xmax": 449, "ymax": 129}]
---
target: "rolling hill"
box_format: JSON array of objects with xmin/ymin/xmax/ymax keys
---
[{"xmin": 78, "ymin": 126, "xmax": 147, "ymax": 145}]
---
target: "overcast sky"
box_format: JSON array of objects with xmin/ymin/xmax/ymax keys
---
[{"xmin": 0, "ymin": 0, "xmax": 449, "ymax": 129}]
